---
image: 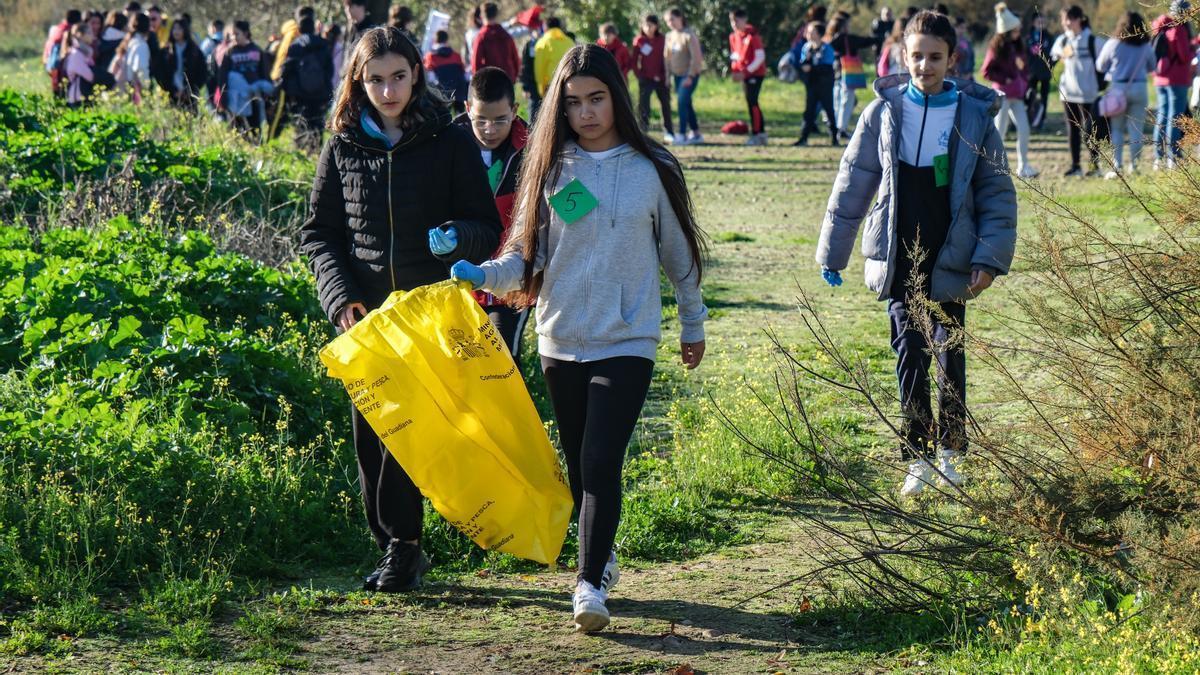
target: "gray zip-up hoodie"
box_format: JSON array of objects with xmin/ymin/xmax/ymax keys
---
[
  {"xmin": 816, "ymin": 75, "xmax": 1018, "ymax": 302},
  {"xmin": 479, "ymin": 141, "xmax": 707, "ymax": 362}
]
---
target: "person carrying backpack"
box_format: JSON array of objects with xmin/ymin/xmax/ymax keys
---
[
  {"xmin": 1051, "ymin": 5, "xmax": 1102, "ymax": 177},
  {"xmin": 423, "ymin": 30, "xmax": 469, "ymax": 115},
  {"xmin": 1151, "ymin": 0, "xmax": 1195, "ymax": 169},
  {"xmin": 282, "ymin": 15, "xmax": 335, "ymax": 152}
]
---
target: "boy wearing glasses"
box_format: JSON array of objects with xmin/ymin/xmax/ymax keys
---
[{"xmin": 454, "ymin": 66, "xmax": 531, "ymax": 359}]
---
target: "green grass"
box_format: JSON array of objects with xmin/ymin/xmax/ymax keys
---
[{"xmin": 0, "ymin": 56, "xmax": 1187, "ymax": 671}]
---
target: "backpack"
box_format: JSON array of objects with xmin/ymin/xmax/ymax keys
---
[
  {"xmin": 291, "ymin": 43, "xmax": 333, "ymax": 101},
  {"xmin": 1153, "ymin": 27, "xmax": 1171, "ymax": 62},
  {"xmin": 45, "ymin": 41, "xmax": 62, "ymax": 73},
  {"xmin": 1087, "ymin": 35, "xmax": 1108, "ymax": 92}
]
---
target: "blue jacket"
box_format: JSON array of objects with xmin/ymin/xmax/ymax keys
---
[
  {"xmin": 790, "ymin": 41, "xmax": 836, "ymax": 68},
  {"xmin": 816, "ymin": 74, "xmax": 1018, "ymax": 302}
]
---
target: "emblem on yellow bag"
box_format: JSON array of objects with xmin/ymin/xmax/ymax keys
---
[{"xmin": 448, "ymin": 328, "xmax": 490, "ymax": 360}]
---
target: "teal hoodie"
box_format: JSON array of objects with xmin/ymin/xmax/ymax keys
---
[{"xmin": 479, "ymin": 141, "xmax": 706, "ymax": 362}]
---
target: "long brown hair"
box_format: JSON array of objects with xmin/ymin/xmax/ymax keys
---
[
  {"xmin": 504, "ymin": 44, "xmax": 707, "ymax": 307},
  {"xmin": 327, "ymin": 26, "xmax": 444, "ymax": 134}
]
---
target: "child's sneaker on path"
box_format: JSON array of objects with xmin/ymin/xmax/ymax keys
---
[
  {"xmin": 686, "ymin": 131, "xmax": 704, "ymax": 145},
  {"xmin": 900, "ymin": 458, "xmax": 936, "ymax": 497},
  {"xmin": 600, "ymin": 550, "xmax": 620, "ymax": 592},
  {"xmin": 1017, "ymin": 165, "xmax": 1040, "ymax": 178},
  {"xmin": 572, "ymin": 580, "xmax": 610, "ymax": 633},
  {"xmin": 671, "ymin": 133, "xmax": 686, "ymax": 145},
  {"xmin": 936, "ymin": 448, "xmax": 964, "ymax": 487}
]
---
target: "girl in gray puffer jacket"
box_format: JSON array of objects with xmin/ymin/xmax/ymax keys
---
[{"xmin": 816, "ymin": 10, "xmax": 1018, "ymax": 498}]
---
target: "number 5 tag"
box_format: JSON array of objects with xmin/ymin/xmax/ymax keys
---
[{"xmin": 548, "ymin": 178, "xmax": 599, "ymax": 225}]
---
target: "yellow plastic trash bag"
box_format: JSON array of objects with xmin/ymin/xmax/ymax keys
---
[{"xmin": 318, "ymin": 280, "xmax": 572, "ymax": 565}]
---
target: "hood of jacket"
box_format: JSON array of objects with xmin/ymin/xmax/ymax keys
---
[
  {"xmin": 874, "ymin": 73, "xmax": 1001, "ymax": 116},
  {"xmin": 341, "ymin": 99, "xmax": 453, "ymax": 152}
]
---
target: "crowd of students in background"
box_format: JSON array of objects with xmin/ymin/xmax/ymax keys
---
[{"xmin": 41, "ymin": 1, "xmax": 1200, "ymax": 174}]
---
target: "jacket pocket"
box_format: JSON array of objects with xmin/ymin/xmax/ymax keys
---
[
  {"xmin": 588, "ymin": 280, "xmax": 632, "ymax": 338},
  {"xmin": 864, "ymin": 258, "xmax": 888, "ymax": 294}
]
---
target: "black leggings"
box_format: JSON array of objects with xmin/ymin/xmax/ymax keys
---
[
  {"xmin": 637, "ymin": 77, "xmax": 673, "ymax": 135},
  {"xmin": 541, "ymin": 355, "xmax": 654, "ymax": 588},
  {"xmin": 1063, "ymin": 100, "xmax": 1099, "ymax": 168},
  {"xmin": 743, "ymin": 76, "xmax": 765, "ymax": 134},
  {"xmin": 352, "ymin": 404, "xmax": 424, "ymax": 550}
]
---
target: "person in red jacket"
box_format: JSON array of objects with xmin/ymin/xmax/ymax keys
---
[
  {"xmin": 1151, "ymin": 1, "xmax": 1196, "ymax": 167},
  {"xmin": 597, "ymin": 23, "xmax": 632, "ymax": 81},
  {"xmin": 729, "ymin": 8, "xmax": 768, "ymax": 145},
  {"xmin": 424, "ymin": 29, "xmax": 469, "ymax": 114},
  {"xmin": 453, "ymin": 66, "xmax": 531, "ymax": 359},
  {"xmin": 471, "ymin": 2, "xmax": 521, "ymax": 82},
  {"xmin": 633, "ymin": 14, "xmax": 673, "ymax": 142}
]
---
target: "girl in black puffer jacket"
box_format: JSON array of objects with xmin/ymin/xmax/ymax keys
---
[{"xmin": 299, "ymin": 26, "xmax": 501, "ymax": 593}]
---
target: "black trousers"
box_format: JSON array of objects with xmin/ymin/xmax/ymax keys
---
[
  {"xmin": 802, "ymin": 78, "xmax": 836, "ymax": 141},
  {"xmin": 1063, "ymin": 100, "xmax": 1099, "ymax": 168},
  {"xmin": 1025, "ymin": 76, "xmax": 1051, "ymax": 128},
  {"xmin": 637, "ymin": 77, "xmax": 674, "ymax": 135},
  {"xmin": 541, "ymin": 355, "xmax": 654, "ymax": 588},
  {"xmin": 743, "ymin": 76, "xmax": 765, "ymax": 134},
  {"xmin": 486, "ymin": 304, "xmax": 530, "ymax": 360},
  {"xmin": 352, "ymin": 404, "xmax": 424, "ymax": 550},
  {"xmin": 888, "ymin": 298, "xmax": 967, "ymax": 460}
]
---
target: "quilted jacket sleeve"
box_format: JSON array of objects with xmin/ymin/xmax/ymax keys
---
[
  {"xmin": 299, "ymin": 138, "xmax": 364, "ymax": 324},
  {"xmin": 815, "ymin": 99, "xmax": 884, "ymax": 271}
]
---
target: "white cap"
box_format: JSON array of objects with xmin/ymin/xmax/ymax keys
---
[{"xmin": 995, "ymin": 3, "xmax": 1021, "ymax": 34}]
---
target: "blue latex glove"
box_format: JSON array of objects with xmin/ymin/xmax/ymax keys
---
[
  {"xmin": 428, "ymin": 226, "xmax": 459, "ymax": 255},
  {"xmin": 822, "ymin": 268, "xmax": 843, "ymax": 287},
  {"xmin": 450, "ymin": 260, "xmax": 485, "ymax": 289}
]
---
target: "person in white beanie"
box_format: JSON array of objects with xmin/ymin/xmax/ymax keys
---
[{"xmin": 981, "ymin": 3, "xmax": 1039, "ymax": 177}]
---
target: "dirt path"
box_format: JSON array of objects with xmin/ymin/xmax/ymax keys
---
[{"xmin": 235, "ymin": 516, "xmax": 895, "ymax": 674}]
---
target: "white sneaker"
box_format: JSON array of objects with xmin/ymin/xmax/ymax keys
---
[
  {"xmin": 663, "ymin": 132, "xmax": 674, "ymax": 144},
  {"xmin": 936, "ymin": 448, "xmax": 964, "ymax": 487},
  {"xmin": 756, "ymin": 132, "xmax": 769, "ymax": 146},
  {"xmin": 1104, "ymin": 170, "xmax": 1120, "ymax": 180},
  {"xmin": 686, "ymin": 132, "xmax": 704, "ymax": 145},
  {"xmin": 900, "ymin": 458, "xmax": 935, "ymax": 497},
  {"xmin": 572, "ymin": 580, "xmax": 610, "ymax": 632},
  {"xmin": 671, "ymin": 133, "xmax": 686, "ymax": 145},
  {"xmin": 600, "ymin": 550, "xmax": 620, "ymax": 592},
  {"xmin": 1017, "ymin": 165, "xmax": 1040, "ymax": 178}
]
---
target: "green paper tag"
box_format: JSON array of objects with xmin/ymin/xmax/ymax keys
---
[
  {"xmin": 487, "ymin": 160, "xmax": 503, "ymax": 192},
  {"xmin": 933, "ymin": 153, "xmax": 950, "ymax": 188},
  {"xmin": 548, "ymin": 178, "xmax": 598, "ymax": 225}
]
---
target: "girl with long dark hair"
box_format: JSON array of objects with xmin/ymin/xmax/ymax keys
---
[
  {"xmin": 450, "ymin": 44, "xmax": 708, "ymax": 632},
  {"xmin": 299, "ymin": 26, "xmax": 501, "ymax": 593}
]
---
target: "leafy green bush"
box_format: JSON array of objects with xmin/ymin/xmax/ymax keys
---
[
  {"xmin": 0, "ymin": 219, "xmax": 364, "ymax": 607},
  {"xmin": 0, "ymin": 88, "xmax": 306, "ymax": 226}
]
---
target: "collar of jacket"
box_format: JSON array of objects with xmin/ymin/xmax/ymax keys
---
[
  {"xmin": 875, "ymin": 73, "xmax": 1001, "ymax": 115},
  {"xmin": 903, "ymin": 79, "xmax": 959, "ymax": 107},
  {"xmin": 342, "ymin": 100, "xmax": 452, "ymax": 152},
  {"xmin": 451, "ymin": 112, "xmax": 530, "ymax": 155}
]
